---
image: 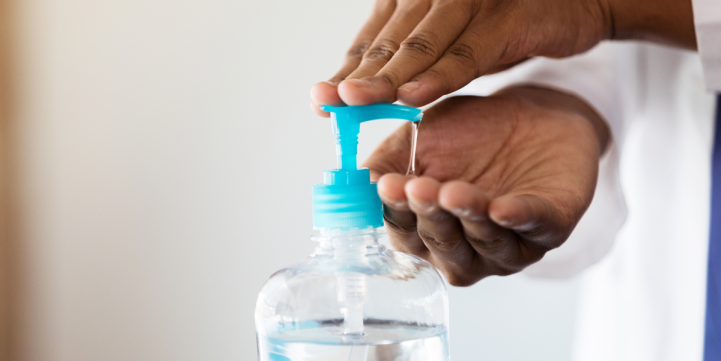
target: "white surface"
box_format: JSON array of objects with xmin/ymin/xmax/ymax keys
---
[
  {"xmin": 569, "ymin": 45, "xmax": 716, "ymax": 361},
  {"xmin": 10, "ymin": 0, "xmax": 579, "ymax": 360}
]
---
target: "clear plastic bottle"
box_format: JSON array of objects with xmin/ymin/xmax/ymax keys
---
[
  {"xmin": 255, "ymin": 104, "xmax": 450, "ymax": 361},
  {"xmin": 255, "ymin": 227, "xmax": 449, "ymax": 360}
]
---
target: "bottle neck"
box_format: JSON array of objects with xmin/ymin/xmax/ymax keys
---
[{"xmin": 311, "ymin": 227, "xmax": 385, "ymax": 258}]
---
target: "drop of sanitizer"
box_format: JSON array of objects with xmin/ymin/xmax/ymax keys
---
[{"xmin": 406, "ymin": 120, "xmax": 421, "ymax": 177}]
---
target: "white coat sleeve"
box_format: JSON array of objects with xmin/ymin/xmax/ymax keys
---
[
  {"xmin": 442, "ymin": 43, "xmax": 629, "ymax": 278},
  {"xmin": 692, "ymin": 0, "xmax": 721, "ymax": 91}
]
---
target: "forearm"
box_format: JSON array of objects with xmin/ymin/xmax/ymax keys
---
[{"xmin": 601, "ymin": 0, "xmax": 697, "ymax": 49}]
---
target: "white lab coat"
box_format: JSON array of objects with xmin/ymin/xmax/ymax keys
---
[{"xmin": 452, "ymin": 4, "xmax": 721, "ymax": 358}]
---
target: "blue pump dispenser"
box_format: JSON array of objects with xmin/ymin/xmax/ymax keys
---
[{"xmin": 312, "ymin": 104, "xmax": 423, "ymax": 230}]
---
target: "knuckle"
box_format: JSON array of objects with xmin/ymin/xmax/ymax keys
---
[
  {"xmin": 347, "ymin": 42, "xmax": 371, "ymax": 58},
  {"xmin": 464, "ymin": 233, "xmax": 506, "ymax": 253},
  {"xmin": 401, "ymin": 31, "xmax": 439, "ymax": 58},
  {"xmin": 445, "ymin": 43, "xmax": 478, "ymax": 66},
  {"xmin": 383, "ymin": 213, "xmax": 417, "ymax": 235},
  {"xmin": 493, "ymin": 241, "xmax": 550, "ymax": 272},
  {"xmin": 377, "ymin": 72, "xmax": 399, "ymax": 87},
  {"xmin": 417, "ymin": 229, "xmax": 457, "ymax": 252},
  {"xmin": 364, "ymin": 39, "xmax": 400, "ymax": 62},
  {"xmin": 466, "ymin": 234, "xmax": 519, "ymax": 263}
]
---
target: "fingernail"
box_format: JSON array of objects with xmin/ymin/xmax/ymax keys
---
[
  {"xmin": 398, "ymin": 80, "xmax": 420, "ymax": 93},
  {"xmin": 325, "ymin": 81, "xmax": 339, "ymax": 87},
  {"xmin": 451, "ymin": 208, "xmax": 485, "ymax": 222},
  {"xmin": 494, "ymin": 217, "xmax": 514, "ymax": 227},
  {"xmin": 386, "ymin": 200, "xmax": 408, "ymax": 209},
  {"xmin": 408, "ymin": 195, "xmax": 437, "ymax": 214},
  {"xmin": 451, "ymin": 208, "xmax": 472, "ymax": 218},
  {"xmin": 345, "ymin": 78, "xmax": 373, "ymax": 88},
  {"xmin": 378, "ymin": 193, "xmax": 408, "ymax": 210}
]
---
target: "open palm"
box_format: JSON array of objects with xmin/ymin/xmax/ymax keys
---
[{"xmin": 364, "ymin": 87, "xmax": 608, "ymax": 286}]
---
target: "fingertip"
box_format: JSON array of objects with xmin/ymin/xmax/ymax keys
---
[
  {"xmin": 438, "ymin": 181, "xmax": 476, "ymax": 208},
  {"xmin": 338, "ymin": 77, "xmax": 396, "ymax": 105},
  {"xmin": 488, "ymin": 196, "xmax": 530, "ymax": 228},
  {"xmin": 438, "ymin": 181, "xmax": 489, "ymax": 219},
  {"xmin": 378, "ymin": 173, "xmax": 410, "ymax": 210},
  {"xmin": 405, "ymin": 176, "xmax": 441, "ymax": 208},
  {"xmin": 310, "ymin": 102, "xmax": 330, "ymax": 117},
  {"xmin": 310, "ymin": 81, "xmax": 343, "ymax": 108}
]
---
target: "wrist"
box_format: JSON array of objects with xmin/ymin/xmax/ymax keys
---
[{"xmin": 600, "ymin": 0, "xmax": 697, "ymax": 49}]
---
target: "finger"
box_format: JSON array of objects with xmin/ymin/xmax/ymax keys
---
[
  {"xmin": 378, "ymin": 173, "xmax": 410, "ymax": 210},
  {"xmin": 489, "ymin": 194, "xmax": 567, "ymax": 248},
  {"xmin": 406, "ymin": 177, "xmax": 483, "ymax": 285},
  {"xmin": 310, "ymin": 100, "xmax": 330, "ymax": 117},
  {"xmin": 438, "ymin": 181, "xmax": 536, "ymax": 271},
  {"xmin": 396, "ymin": 17, "xmax": 511, "ymax": 106},
  {"xmin": 310, "ymin": 0, "xmax": 397, "ymax": 112},
  {"xmin": 347, "ymin": 2, "xmax": 430, "ymax": 80},
  {"xmin": 338, "ymin": 3, "xmax": 430, "ymax": 105},
  {"xmin": 330, "ymin": 0, "xmax": 397, "ymax": 84},
  {"xmin": 377, "ymin": 174, "xmax": 426, "ymax": 255},
  {"xmin": 341, "ymin": 3, "xmax": 473, "ymax": 105},
  {"xmin": 310, "ymin": 83, "xmax": 339, "ymax": 117},
  {"xmin": 484, "ymin": 58, "xmax": 530, "ymax": 75}
]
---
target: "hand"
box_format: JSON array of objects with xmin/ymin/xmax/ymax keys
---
[
  {"xmin": 364, "ymin": 86, "xmax": 610, "ymax": 286},
  {"xmin": 310, "ymin": 0, "xmax": 695, "ymax": 115}
]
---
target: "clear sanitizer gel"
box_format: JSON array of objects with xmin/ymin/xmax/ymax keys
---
[{"xmin": 255, "ymin": 104, "xmax": 450, "ymax": 360}]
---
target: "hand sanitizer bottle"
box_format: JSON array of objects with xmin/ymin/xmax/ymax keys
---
[{"xmin": 255, "ymin": 104, "xmax": 450, "ymax": 361}]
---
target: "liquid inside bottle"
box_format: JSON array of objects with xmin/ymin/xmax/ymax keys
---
[
  {"xmin": 258, "ymin": 321, "xmax": 448, "ymax": 361},
  {"xmin": 255, "ymin": 228, "xmax": 450, "ymax": 361},
  {"xmin": 406, "ymin": 120, "xmax": 421, "ymax": 177}
]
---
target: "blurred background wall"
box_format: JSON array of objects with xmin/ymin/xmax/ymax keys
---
[
  {"xmin": 0, "ymin": 0, "xmax": 581, "ymax": 360},
  {"xmin": 1, "ymin": 0, "xmax": 17, "ymax": 359}
]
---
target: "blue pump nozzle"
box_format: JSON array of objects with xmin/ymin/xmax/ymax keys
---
[
  {"xmin": 322, "ymin": 104, "xmax": 423, "ymax": 171},
  {"xmin": 312, "ymin": 104, "xmax": 423, "ymax": 230}
]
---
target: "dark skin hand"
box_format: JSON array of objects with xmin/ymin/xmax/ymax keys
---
[
  {"xmin": 363, "ymin": 86, "xmax": 610, "ymax": 285},
  {"xmin": 308, "ymin": 0, "xmax": 693, "ymax": 285},
  {"xmin": 310, "ymin": 0, "xmax": 696, "ymax": 114}
]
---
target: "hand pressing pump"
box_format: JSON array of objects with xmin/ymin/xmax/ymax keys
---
[{"xmin": 255, "ymin": 104, "xmax": 450, "ymax": 360}]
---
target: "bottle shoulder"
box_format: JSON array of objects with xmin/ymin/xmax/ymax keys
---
[
  {"xmin": 267, "ymin": 247, "xmax": 444, "ymax": 285},
  {"xmin": 257, "ymin": 247, "xmax": 447, "ymax": 310}
]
